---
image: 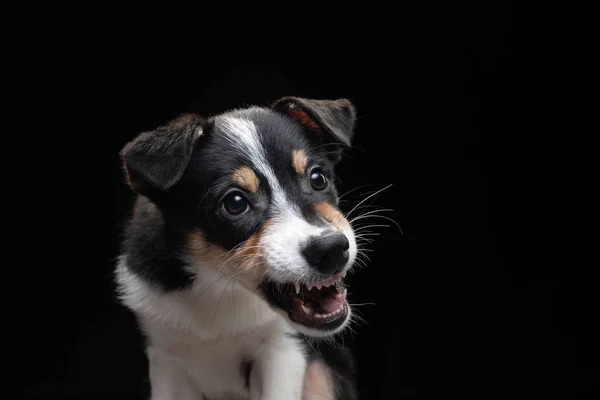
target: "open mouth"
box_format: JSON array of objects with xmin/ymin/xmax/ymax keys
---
[{"xmin": 261, "ymin": 273, "xmax": 349, "ymax": 332}]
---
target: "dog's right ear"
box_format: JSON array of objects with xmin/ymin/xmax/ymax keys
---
[{"xmin": 120, "ymin": 114, "xmax": 204, "ymax": 200}]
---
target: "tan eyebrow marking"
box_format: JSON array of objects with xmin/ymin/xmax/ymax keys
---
[
  {"xmin": 292, "ymin": 149, "xmax": 308, "ymax": 175},
  {"xmin": 232, "ymin": 166, "xmax": 259, "ymax": 192}
]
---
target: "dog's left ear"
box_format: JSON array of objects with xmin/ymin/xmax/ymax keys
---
[{"xmin": 272, "ymin": 97, "xmax": 356, "ymax": 147}]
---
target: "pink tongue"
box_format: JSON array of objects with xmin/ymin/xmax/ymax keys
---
[{"xmin": 319, "ymin": 293, "xmax": 345, "ymax": 313}]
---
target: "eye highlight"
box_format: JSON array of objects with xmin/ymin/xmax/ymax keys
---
[
  {"xmin": 222, "ymin": 191, "xmax": 250, "ymax": 215},
  {"xmin": 309, "ymin": 169, "xmax": 328, "ymax": 191}
]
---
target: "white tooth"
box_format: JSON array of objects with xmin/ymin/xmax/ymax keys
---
[
  {"xmin": 307, "ymin": 283, "xmax": 313, "ymax": 291},
  {"xmin": 301, "ymin": 304, "xmax": 312, "ymax": 315},
  {"xmin": 295, "ymin": 283, "xmax": 301, "ymax": 294},
  {"xmin": 342, "ymin": 288, "xmax": 347, "ymax": 298},
  {"xmin": 316, "ymin": 284, "xmax": 322, "ymax": 290}
]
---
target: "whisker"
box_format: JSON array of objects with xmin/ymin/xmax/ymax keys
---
[
  {"xmin": 357, "ymin": 248, "xmax": 375, "ymax": 253},
  {"xmin": 353, "ymin": 224, "xmax": 391, "ymax": 232},
  {"xmin": 358, "ymin": 232, "xmax": 381, "ymax": 241},
  {"xmin": 194, "ymin": 273, "xmax": 232, "ymax": 300},
  {"xmin": 231, "ymin": 276, "xmax": 237, "ymax": 318},
  {"xmin": 212, "ymin": 245, "xmax": 263, "ymax": 275},
  {"xmin": 357, "ymin": 252, "xmax": 372, "ymax": 263},
  {"xmin": 212, "ymin": 270, "xmax": 244, "ymax": 320},
  {"xmin": 347, "ymin": 307, "xmax": 370, "ymax": 328},
  {"xmin": 350, "ymin": 214, "xmax": 403, "ymax": 235},
  {"xmin": 345, "ymin": 184, "xmax": 394, "ymax": 219},
  {"xmin": 337, "ymin": 184, "xmax": 378, "ymax": 201},
  {"xmin": 349, "ymin": 302, "xmax": 377, "ymax": 307},
  {"xmin": 355, "ymin": 234, "xmax": 375, "ymax": 239},
  {"xmin": 353, "ymin": 258, "xmax": 368, "ymax": 269},
  {"xmin": 349, "ymin": 208, "xmax": 396, "ymax": 221}
]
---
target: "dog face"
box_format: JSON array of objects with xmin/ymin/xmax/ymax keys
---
[{"xmin": 121, "ymin": 97, "xmax": 357, "ymax": 336}]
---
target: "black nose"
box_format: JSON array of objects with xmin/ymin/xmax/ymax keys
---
[{"xmin": 302, "ymin": 232, "xmax": 350, "ymax": 275}]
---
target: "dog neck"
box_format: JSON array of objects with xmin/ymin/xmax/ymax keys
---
[{"xmin": 116, "ymin": 257, "xmax": 282, "ymax": 344}]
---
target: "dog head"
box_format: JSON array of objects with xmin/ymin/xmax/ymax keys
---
[{"xmin": 121, "ymin": 97, "xmax": 358, "ymax": 336}]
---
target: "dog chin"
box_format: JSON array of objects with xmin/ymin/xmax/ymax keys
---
[{"xmin": 286, "ymin": 307, "xmax": 352, "ymax": 338}]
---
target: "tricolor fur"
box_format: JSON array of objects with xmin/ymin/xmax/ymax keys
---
[{"xmin": 116, "ymin": 97, "xmax": 361, "ymax": 400}]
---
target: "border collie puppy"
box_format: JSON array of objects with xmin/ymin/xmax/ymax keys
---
[{"xmin": 116, "ymin": 97, "xmax": 360, "ymax": 400}]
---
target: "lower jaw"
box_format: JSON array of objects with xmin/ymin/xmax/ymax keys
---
[{"xmin": 288, "ymin": 301, "xmax": 349, "ymax": 332}]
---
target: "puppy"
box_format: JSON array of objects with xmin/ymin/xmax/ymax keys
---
[{"xmin": 116, "ymin": 97, "xmax": 361, "ymax": 400}]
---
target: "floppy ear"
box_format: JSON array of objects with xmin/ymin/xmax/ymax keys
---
[
  {"xmin": 272, "ymin": 97, "xmax": 357, "ymax": 147},
  {"xmin": 120, "ymin": 114, "xmax": 204, "ymax": 200}
]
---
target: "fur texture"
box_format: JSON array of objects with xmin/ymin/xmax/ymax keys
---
[{"xmin": 117, "ymin": 97, "xmax": 360, "ymax": 400}]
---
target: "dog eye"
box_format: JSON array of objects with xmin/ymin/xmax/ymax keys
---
[
  {"xmin": 309, "ymin": 169, "xmax": 328, "ymax": 191},
  {"xmin": 222, "ymin": 192, "xmax": 250, "ymax": 215}
]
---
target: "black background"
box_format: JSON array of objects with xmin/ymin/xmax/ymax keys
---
[{"xmin": 13, "ymin": 2, "xmax": 597, "ymax": 399}]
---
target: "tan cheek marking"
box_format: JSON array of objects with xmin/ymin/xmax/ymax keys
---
[
  {"xmin": 303, "ymin": 360, "xmax": 335, "ymax": 400},
  {"xmin": 187, "ymin": 230, "xmax": 229, "ymax": 267},
  {"xmin": 233, "ymin": 219, "xmax": 273, "ymax": 280},
  {"xmin": 292, "ymin": 149, "xmax": 308, "ymax": 175},
  {"xmin": 314, "ymin": 202, "xmax": 351, "ymax": 232},
  {"xmin": 188, "ymin": 220, "xmax": 273, "ymax": 281},
  {"xmin": 232, "ymin": 166, "xmax": 259, "ymax": 192}
]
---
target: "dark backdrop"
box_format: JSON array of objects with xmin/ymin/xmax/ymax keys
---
[{"xmin": 14, "ymin": 2, "xmax": 597, "ymax": 400}]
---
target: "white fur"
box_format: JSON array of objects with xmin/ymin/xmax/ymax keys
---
[
  {"xmin": 219, "ymin": 116, "xmax": 289, "ymax": 211},
  {"xmin": 261, "ymin": 209, "xmax": 326, "ymax": 282},
  {"xmin": 117, "ymin": 258, "xmax": 307, "ymax": 400},
  {"xmin": 117, "ymin": 116, "xmax": 358, "ymax": 399},
  {"xmin": 260, "ymin": 207, "xmax": 357, "ymax": 338},
  {"xmin": 219, "ymin": 117, "xmax": 358, "ymax": 285}
]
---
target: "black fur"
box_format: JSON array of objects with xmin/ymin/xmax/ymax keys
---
[
  {"xmin": 121, "ymin": 115, "xmax": 204, "ymax": 203},
  {"xmin": 240, "ymin": 359, "xmax": 253, "ymax": 390},
  {"xmin": 121, "ymin": 102, "xmax": 352, "ymax": 292},
  {"xmin": 119, "ymin": 98, "xmax": 359, "ymax": 398},
  {"xmin": 300, "ymin": 335, "xmax": 358, "ymax": 400},
  {"xmin": 272, "ymin": 97, "xmax": 357, "ymax": 146},
  {"xmin": 121, "ymin": 196, "xmax": 195, "ymax": 291}
]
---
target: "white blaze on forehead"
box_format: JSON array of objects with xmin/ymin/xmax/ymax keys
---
[
  {"xmin": 217, "ymin": 116, "xmax": 356, "ymax": 284},
  {"xmin": 219, "ymin": 116, "xmax": 288, "ymax": 210}
]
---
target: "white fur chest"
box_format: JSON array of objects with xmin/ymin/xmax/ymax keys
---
[
  {"xmin": 146, "ymin": 323, "xmax": 297, "ymax": 400},
  {"xmin": 116, "ymin": 259, "xmax": 308, "ymax": 400}
]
